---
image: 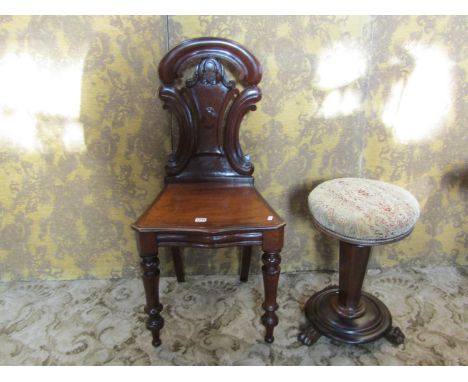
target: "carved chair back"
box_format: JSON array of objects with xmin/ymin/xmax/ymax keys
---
[{"xmin": 158, "ymin": 37, "xmax": 262, "ymax": 185}]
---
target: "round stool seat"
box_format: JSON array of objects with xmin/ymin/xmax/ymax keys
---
[{"xmin": 308, "ymin": 177, "xmax": 420, "ymax": 245}]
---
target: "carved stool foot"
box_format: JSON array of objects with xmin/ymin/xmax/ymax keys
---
[
  {"xmin": 298, "ymin": 325, "xmax": 322, "ymax": 346},
  {"xmin": 385, "ymin": 326, "xmax": 405, "ymax": 345}
]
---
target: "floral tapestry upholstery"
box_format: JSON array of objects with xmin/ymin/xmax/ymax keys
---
[{"xmin": 308, "ymin": 178, "xmax": 420, "ymax": 244}]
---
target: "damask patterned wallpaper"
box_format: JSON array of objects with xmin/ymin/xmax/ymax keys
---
[
  {"xmin": 0, "ymin": 16, "xmax": 170, "ymax": 280},
  {"xmin": 0, "ymin": 16, "xmax": 466, "ymax": 281}
]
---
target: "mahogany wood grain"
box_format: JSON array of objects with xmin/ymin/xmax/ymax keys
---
[
  {"xmin": 132, "ymin": 37, "xmax": 285, "ymax": 347},
  {"xmin": 133, "ymin": 183, "xmax": 284, "ymax": 233},
  {"xmin": 337, "ymin": 242, "xmax": 370, "ymax": 317}
]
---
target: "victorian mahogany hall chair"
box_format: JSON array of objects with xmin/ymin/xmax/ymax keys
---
[{"xmin": 132, "ymin": 38, "xmax": 285, "ymax": 347}]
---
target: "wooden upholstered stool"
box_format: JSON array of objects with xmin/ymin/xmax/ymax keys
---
[{"xmin": 298, "ymin": 178, "xmax": 420, "ymax": 346}]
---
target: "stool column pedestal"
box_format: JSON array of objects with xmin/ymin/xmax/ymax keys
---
[
  {"xmin": 336, "ymin": 242, "xmax": 370, "ymax": 318},
  {"xmin": 298, "ymin": 241, "xmax": 405, "ymax": 346}
]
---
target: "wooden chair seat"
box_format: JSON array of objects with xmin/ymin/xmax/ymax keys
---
[{"xmin": 133, "ymin": 183, "xmax": 283, "ymax": 235}]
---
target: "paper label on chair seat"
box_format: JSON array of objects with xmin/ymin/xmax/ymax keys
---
[{"xmin": 195, "ymin": 217, "xmax": 207, "ymax": 222}]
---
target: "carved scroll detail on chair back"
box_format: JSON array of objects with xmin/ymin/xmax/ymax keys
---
[{"xmin": 158, "ymin": 37, "xmax": 263, "ymax": 183}]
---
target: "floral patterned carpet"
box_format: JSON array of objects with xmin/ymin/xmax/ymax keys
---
[{"xmin": 1, "ymin": 266, "xmax": 467, "ymax": 365}]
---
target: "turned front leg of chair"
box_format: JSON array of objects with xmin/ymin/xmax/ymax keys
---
[
  {"xmin": 137, "ymin": 232, "xmax": 164, "ymax": 347},
  {"xmin": 261, "ymin": 251, "xmax": 281, "ymax": 343},
  {"xmin": 261, "ymin": 229, "xmax": 283, "ymax": 343}
]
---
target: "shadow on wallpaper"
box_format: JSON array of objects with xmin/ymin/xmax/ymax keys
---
[{"xmin": 0, "ymin": 16, "xmax": 466, "ymax": 281}]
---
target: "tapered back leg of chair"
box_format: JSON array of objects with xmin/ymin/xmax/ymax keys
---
[
  {"xmin": 240, "ymin": 246, "xmax": 252, "ymax": 282},
  {"xmin": 171, "ymin": 247, "xmax": 185, "ymax": 283}
]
